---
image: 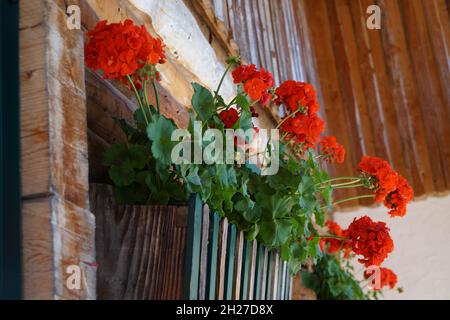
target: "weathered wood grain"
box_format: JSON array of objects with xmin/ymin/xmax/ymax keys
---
[
  {"xmin": 216, "ymin": 218, "xmax": 228, "ymax": 299},
  {"xmin": 20, "ymin": 0, "xmax": 95, "ymax": 300},
  {"xmin": 211, "ymin": 0, "xmax": 450, "ymax": 203},
  {"xmin": 90, "ymin": 184, "xmax": 188, "ymax": 299}
]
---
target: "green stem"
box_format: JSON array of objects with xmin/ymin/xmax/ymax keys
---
[
  {"xmin": 127, "ymin": 75, "xmax": 148, "ymax": 125},
  {"xmin": 226, "ymin": 97, "xmax": 237, "ymax": 109},
  {"xmin": 214, "ymin": 64, "xmax": 232, "ymax": 100},
  {"xmin": 315, "ymin": 235, "xmax": 348, "ymax": 240},
  {"xmin": 151, "ymin": 79, "xmax": 160, "ymax": 113},
  {"xmin": 143, "ymin": 79, "xmax": 150, "ymax": 107},
  {"xmin": 322, "ymin": 194, "xmax": 374, "ymax": 209},
  {"xmin": 275, "ymin": 108, "xmax": 303, "ymax": 129},
  {"xmin": 332, "ymin": 183, "xmax": 365, "ymax": 189},
  {"xmin": 316, "ymin": 176, "xmax": 361, "ymax": 186},
  {"xmin": 329, "ymin": 179, "xmax": 362, "ymax": 188}
]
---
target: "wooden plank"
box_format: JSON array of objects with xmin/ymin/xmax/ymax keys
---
[
  {"xmin": 233, "ymin": 231, "xmax": 244, "ymax": 299},
  {"xmin": 198, "ymin": 205, "xmax": 211, "ymax": 300},
  {"xmin": 19, "ymin": 0, "xmax": 95, "ymax": 299},
  {"xmin": 271, "ymin": 252, "xmax": 280, "ymax": 299},
  {"xmin": 240, "ymin": 239, "xmax": 251, "ymax": 300},
  {"xmin": 248, "ymin": 240, "xmax": 258, "ymax": 300},
  {"xmin": 333, "ymin": 0, "xmax": 377, "ymax": 163},
  {"xmin": 190, "ymin": 0, "xmax": 240, "ymax": 58},
  {"xmin": 184, "ymin": 194, "xmax": 203, "ymax": 300},
  {"xmin": 265, "ymin": 251, "xmax": 273, "ymax": 300},
  {"xmin": 22, "ymin": 198, "xmax": 53, "ymax": 299},
  {"xmin": 401, "ymin": 0, "xmax": 450, "ymax": 190},
  {"xmin": 423, "ymin": 0, "xmax": 450, "ymax": 114},
  {"xmin": 254, "ymin": 244, "xmax": 264, "ymax": 300},
  {"xmin": 224, "ymin": 224, "xmax": 237, "ymax": 300},
  {"xmin": 91, "ymin": 184, "xmax": 188, "ymax": 299},
  {"xmin": 298, "ymin": 0, "xmax": 358, "ymax": 202},
  {"xmin": 379, "ymin": 0, "xmax": 436, "ymax": 194},
  {"xmin": 260, "ymin": 248, "xmax": 269, "ymax": 300},
  {"xmin": 278, "ymin": 259, "xmax": 286, "ymax": 300},
  {"xmin": 206, "ymin": 212, "xmax": 220, "ymax": 300},
  {"xmin": 216, "ymin": 218, "xmax": 228, "ymax": 299}
]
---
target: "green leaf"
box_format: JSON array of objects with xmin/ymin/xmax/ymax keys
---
[
  {"xmin": 259, "ymin": 219, "xmax": 292, "ymax": 246},
  {"xmin": 236, "ymin": 93, "xmax": 250, "ymax": 111},
  {"xmin": 128, "ymin": 144, "xmax": 149, "ymax": 169},
  {"xmin": 147, "ymin": 114, "xmax": 177, "ymax": 165},
  {"xmin": 103, "ymin": 143, "xmax": 129, "ymax": 166},
  {"xmin": 134, "ymin": 107, "xmax": 153, "ymax": 131},
  {"xmin": 191, "ymin": 83, "xmax": 215, "ymax": 121},
  {"xmin": 242, "ymin": 205, "xmax": 261, "ymax": 223},
  {"xmin": 300, "ymin": 272, "xmax": 320, "ymax": 292},
  {"xmin": 238, "ymin": 108, "xmax": 253, "ymax": 131},
  {"xmin": 314, "ymin": 207, "xmax": 325, "ymax": 227},
  {"xmin": 109, "ymin": 163, "xmax": 135, "ymax": 186}
]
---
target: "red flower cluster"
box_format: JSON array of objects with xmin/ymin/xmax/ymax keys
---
[
  {"xmin": 85, "ymin": 19, "xmax": 165, "ymax": 88},
  {"xmin": 358, "ymin": 156, "xmax": 399, "ymax": 202},
  {"xmin": 232, "ymin": 64, "xmax": 274, "ymax": 105},
  {"xmin": 319, "ymin": 136, "xmax": 345, "ymax": 164},
  {"xmin": 384, "ymin": 175, "xmax": 414, "ymax": 218},
  {"xmin": 275, "ymin": 80, "xmax": 320, "ymax": 115},
  {"xmin": 364, "ymin": 267, "xmax": 398, "ymax": 290},
  {"xmin": 320, "ymin": 221, "xmax": 346, "ymax": 254},
  {"xmin": 219, "ymin": 108, "xmax": 239, "ymax": 128},
  {"xmin": 280, "ymin": 113, "xmax": 325, "ymax": 151},
  {"xmin": 345, "ymin": 216, "xmax": 394, "ymax": 267}
]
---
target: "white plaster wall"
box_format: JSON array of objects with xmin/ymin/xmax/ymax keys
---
[
  {"xmin": 130, "ymin": 0, "xmax": 235, "ymax": 102},
  {"xmin": 334, "ymin": 195, "xmax": 450, "ymax": 300}
]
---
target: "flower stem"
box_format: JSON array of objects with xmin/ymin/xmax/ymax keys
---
[
  {"xmin": 316, "ymin": 176, "xmax": 361, "ymax": 186},
  {"xmin": 214, "ymin": 64, "xmax": 232, "ymax": 100},
  {"xmin": 275, "ymin": 108, "xmax": 303, "ymax": 130},
  {"xmin": 329, "ymin": 179, "xmax": 362, "ymax": 188},
  {"xmin": 322, "ymin": 194, "xmax": 374, "ymax": 209},
  {"xmin": 151, "ymin": 79, "xmax": 160, "ymax": 113},
  {"xmin": 315, "ymin": 234, "xmax": 348, "ymax": 240},
  {"xmin": 332, "ymin": 183, "xmax": 365, "ymax": 189},
  {"xmin": 127, "ymin": 75, "xmax": 148, "ymax": 125},
  {"xmin": 324, "ymin": 176, "xmax": 361, "ymax": 183}
]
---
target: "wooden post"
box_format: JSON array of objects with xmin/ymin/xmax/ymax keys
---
[{"xmin": 20, "ymin": 0, "xmax": 95, "ymax": 299}]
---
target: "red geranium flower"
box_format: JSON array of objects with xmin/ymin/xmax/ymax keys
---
[
  {"xmin": 358, "ymin": 156, "xmax": 399, "ymax": 202},
  {"xmin": 345, "ymin": 216, "xmax": 394, "ymax": 267},
  {"xmin": 275, "ymin": 80, "xmax": 320, "ymax": 115},
  {"xmin": 231, "ymin": 64, "xmax": 258, "ymax": 83},
  {"xmin": 321, "ymin": 221, "xmax": 345, "ymax": 254},
  {"xmin": 384, "ymin": 175, "xmax": 414, "ymax": 217},
  {"xmin": 219, "ymin": 108, "xmax": 239, "ymax": 128},
  {"xmin": 85, "ymin": 19, "xmax": 166, "ymax": 87},
  {"xmin": 364, "ymin": 267, "xmax": 398, "ymax": 290},
  {"xmin": 280, "ymin": 113, "xmax": 325, "ymax": 151},
  {"xmin": 232, "ymin": 64, "xmax": 274, "ymax": 105},
  {"xmin": 319, "ymin": 136, "xmax": 345, "ymax": 164},
  {"xmin": 244, "ymin": 78, "xmax": 267, "ymax": 101}
]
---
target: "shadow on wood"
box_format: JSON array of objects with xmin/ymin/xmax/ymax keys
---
[{"xmin": 90, "ymin": 184, "xmax": 188, "ymax": 299}]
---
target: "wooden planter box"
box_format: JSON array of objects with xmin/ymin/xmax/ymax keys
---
[
  {"xmin": 90, "ymin": 184, "xmax": 293, "ymax": 300},
  {"xmin": 90, "ymin": 184, "xmax": 189, "ymax": 299}
]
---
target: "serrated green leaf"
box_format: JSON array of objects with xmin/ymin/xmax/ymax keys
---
[
  {"xmin": 259, "ymin": 219, "xmax": 292, "ymax": 246},
  {"xmin": 191, "ymin": 83, "xmax": 215, "ymax": 121},
  {"xmin": 147, "ymin": 114, "xmax": 177, "ymax": 165}
]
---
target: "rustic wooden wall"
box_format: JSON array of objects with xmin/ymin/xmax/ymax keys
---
[
  {"xmin": 210, "ymin": 0, "xmax": 450, "ymax": 206},
  {"xmin": 20, "ymin": 0, "xmax": 95, "ymax": 299}
]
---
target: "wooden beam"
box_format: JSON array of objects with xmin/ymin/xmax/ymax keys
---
[{"xmin": 19, "ymin": 0, "xmax": 95, "ymax": 299}]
